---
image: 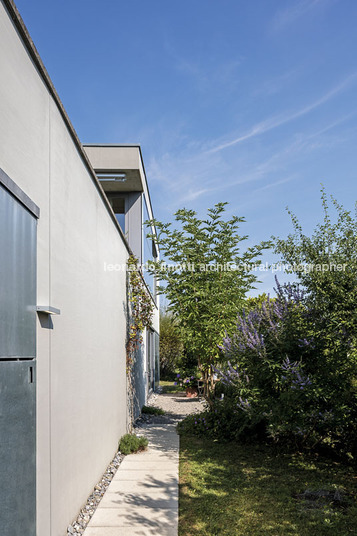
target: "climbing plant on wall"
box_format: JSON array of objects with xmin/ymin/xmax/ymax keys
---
[{"xmin": 126, "ymin": 254, "xmax": 154, "ymax": 429}]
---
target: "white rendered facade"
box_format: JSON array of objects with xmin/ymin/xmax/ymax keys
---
[{"xmin": 0, "ymin": 2, "xmax": 159, "ymax": 535}]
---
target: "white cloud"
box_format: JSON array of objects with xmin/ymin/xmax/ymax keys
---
[
  {"xmin": 179, "ymin": 188, "xmax": 212, "ymax": 203},
  {"xmin": 253, "ymin": 176, "xmax": 296, "ymax": 193},
  {"xmin": 146, "ymin": 106, "xmax": 354, "ymax": 216},
  {"xmin": 206, "ymin": 74, "xmax": 357, "ymax": 154}
]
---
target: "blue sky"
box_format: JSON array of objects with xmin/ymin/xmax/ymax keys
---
[{"xmin": 16, "ymin": 0, "xmax": 357, "ymax": 295}]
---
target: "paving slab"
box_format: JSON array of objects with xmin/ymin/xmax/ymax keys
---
[
  {"xmin": 84, "ymin": 526, "xmax": 177, "ymax": 536},
  {"xmin": 117, "ymin": 460, "xmax": 178, "ymax": 472},
  {"xmin": 99, "ymin": 491, "xmax": 178, "ymax": 509},
  {"xmin": 87, "ymin": 507, "xmax": 177, "ymax": 526},
  {"xmin": 83, "ymin": 420, "xmax": 179, "ymax": 536},
  {"xmin": 104, "ymin": 478, "xmax": 177, "ymax": 494},
  {"xmin": 112, "ymin": 470, "xmax": 177, "ymax": 481}
]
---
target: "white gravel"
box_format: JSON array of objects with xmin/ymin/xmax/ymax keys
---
[{"xmin": 147, "ymin": 390, "xmax": 206, "ymax": 420}]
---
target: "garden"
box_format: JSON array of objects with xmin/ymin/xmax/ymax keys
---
[{"xmin": 149, "ymin": 191, "xmax": 357, "ymax": 534}]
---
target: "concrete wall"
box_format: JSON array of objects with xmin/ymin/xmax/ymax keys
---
[
  {"xmin": 126, "ymin": 191, "xmax": 143, "ymax": 261},
  {"xmin": 0, "ymin": 2, "xmax": 132, "ymax": 535},
  {"xmin": 83, "ymin": 144, "xmax": 161, "ymax": 409}
]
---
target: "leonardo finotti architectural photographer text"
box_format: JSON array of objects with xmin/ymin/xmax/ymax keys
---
[{"xmin": 103, "ymin": 261, "xmax": 347, "ymax": 273}]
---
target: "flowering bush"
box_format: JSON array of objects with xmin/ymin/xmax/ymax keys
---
[
  {"xmin": 178, "ymin": 193, "xmax": 357, "ymax": 462},
  {"xmin": 174, "ymin": 372, "xmax": 200, "ymax": 389},
  {"xmin": 210, "ymin": 278, "xmax": 357, "ymax": 460},
  {"xmin": 178, "ymin": 276, "xmax": 357, "ymax": 462},
  {"xmin": 177, "ymin": 400, "xmax": 264, "ymax": 441}
]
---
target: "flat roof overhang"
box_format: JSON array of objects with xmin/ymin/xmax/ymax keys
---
[{"xmin": 83, "ymin": 145, "xmax": 145, "ymax": 193}]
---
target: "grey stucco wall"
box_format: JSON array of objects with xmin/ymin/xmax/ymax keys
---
[{"xmin": 0, "ymin": 3, "xmax": 130, "ymax": 535}]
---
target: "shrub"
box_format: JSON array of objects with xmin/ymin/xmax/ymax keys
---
[
  {"xmin": 177, "ymin": 399, "xmax": 264, "ymax": 442},
  {"xmin": 201, "ymin": 192, "xmax": 357, "ymax": 462},
  {"xmin": 119, "ymin": 433, "xmax": 148, "ymax": 455},
  {"xmin": 174, "ymin": 372, "xmax": 201, "ymax": 390},
  {"xmin": 159, "ymin": 312, "xmax": 184, "ymax": 379},
  {"xmin": 213, "ymin": 279, "xmax": 357, "ymax": 460},
  {"xmin": 146, "ymin": 202, "xmax": 270, "ymax": 402}
]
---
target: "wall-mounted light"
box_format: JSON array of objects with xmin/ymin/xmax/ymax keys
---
[{"xmin": 36, "ymin": 306, "xmax": 61, "ymax": 315}]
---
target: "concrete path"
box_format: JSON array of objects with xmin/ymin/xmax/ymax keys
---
[{"xmin": 83, "ymin": 421, "xmax": 179, "ymax": 536}]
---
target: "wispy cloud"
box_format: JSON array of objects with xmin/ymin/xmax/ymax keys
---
[
  {"xmin": 146, "ymin": 147, "xmax": 224, "ymax": 210},
  {"xmin": 146, "ymin": 106, "xmax": 355, "ymax": 214},
  {"xmin": 216, "ymin": 114, "xmax": 355, "ymax": 191},
  {"xmin": 271, "ymin": 0, "xmax": 331, "ymax": 32},
  {"xmin": 206, "ymin": 74, "xmax": 357, "ymax": 154},
  {"xmin": 178, "ymin": 187, "xmax": 213, "ymax": 203},
  {"xmin": 253, "ymin": 176, "xmax": 296, "ymax": 193}
]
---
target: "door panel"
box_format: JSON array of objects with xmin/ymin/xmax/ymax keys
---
[
  {"xmin": 0, "ymin": 361, "xmax": 36, "ymax": 535},
  {"xmin": 0, "ymin": 181, "xmax": 37, "ymax": 535},
  {"xmin": 0, "ymin": 183, "xmax": 36, "ymax": 359}
]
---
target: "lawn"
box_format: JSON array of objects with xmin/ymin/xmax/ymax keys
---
[
  {"xmin": 160, "ymin": 379, "xmax": 185, "ymax": 394},
  {"xmin": 179, "ymin": 436, "xmax": 357, "ymax": 536}
]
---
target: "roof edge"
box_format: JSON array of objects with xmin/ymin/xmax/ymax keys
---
[{"xmin": 2, "ymin": 0, "xmax": 133, "ymax": 255}]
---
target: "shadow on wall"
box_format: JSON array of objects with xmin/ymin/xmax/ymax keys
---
[{"xmin": 37, "ymin": 312, "xmax": 53, "ymax": 330}]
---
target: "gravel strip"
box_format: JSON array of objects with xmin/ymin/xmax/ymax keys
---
[
  {"xmin": 147, "ymin": 390, "xmax": 206, "ymax": 421},
  {"xmin": 66, "ymin": 451, "xmax": 125, "ymax": 535}
]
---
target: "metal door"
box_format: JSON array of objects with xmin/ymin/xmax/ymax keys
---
[
  {"xmin": 0, "ymin": 361, "xmax": 36, "ymax": 535},
  {"xmin": 0, "ymin": 175, "xmax": 38, "ymax": 536}
]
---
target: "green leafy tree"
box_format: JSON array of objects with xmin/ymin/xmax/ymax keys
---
[
  {"xmin": 177, "ymin": 192, "xmax": 357, "ymax": 460},
  {"xmin": 274, "ymin": 188, "xmax": 357, "ymax": 338},
  {"xmin": 244, "ymin": 293, "xmax": 271, "ymax": 312},
  {"xmin": 146, "ymin": 202, "xmax": 269, "ymax": 401},
  {"xmin": 274, "ymin": 189, "xmax": 357, "ymax": 410},
  {"xmin": 159, "ymin": 311, "xmax": 184, "ymax": 379}
]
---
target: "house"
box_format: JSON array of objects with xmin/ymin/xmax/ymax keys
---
[{"xmin": 0, "ymin": 1, "xmax": 159, "ymax": 535}]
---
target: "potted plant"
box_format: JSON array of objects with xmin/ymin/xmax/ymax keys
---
[{"xmin": 174, "ymin": 373, "xmax": 200, "ymax": 398}]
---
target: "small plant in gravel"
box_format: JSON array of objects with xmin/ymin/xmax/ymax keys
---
[
  {"xmin": 141, "ymin": 405, "xmax": 165, "ymax": 415},
  {"xmin": 119, "ymin": 433, "xmax": 148, "ymax": 455}
]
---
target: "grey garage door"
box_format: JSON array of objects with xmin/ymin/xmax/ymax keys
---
[{"xmin": 0, "ymin": 176, "xmax": 37, "ymax": 536}]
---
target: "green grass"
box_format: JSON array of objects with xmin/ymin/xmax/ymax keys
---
[
  {"xmin": 179, "ymin": 436, "xmax": 357, "ymax": 536},
  {"xmin": 160, "ymin": 380, "xmax": 186, "ymax": 394},
  {"xmin": 141, "ymin": 405, "xmax": 165, "ymax": 415}
]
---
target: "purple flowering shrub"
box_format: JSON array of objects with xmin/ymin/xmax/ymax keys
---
[
  {"xmin": 176, "ymin": 402, "xmax": 263, "ymax": 441},
  {"xmin": 178, "ymin": 193, "xmax": 357, "ymax": 461},
  {"xmin": 181, "ymin": 277, "xmax": 357, "ymax": 460},
  {"xmin": 174, "ymin": 372, "xmax": 200, "ymax": 389}
]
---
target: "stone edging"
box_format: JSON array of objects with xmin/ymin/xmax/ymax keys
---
[{"xmin": 66, "ymin": 451, "xmax": 124, "ymax": 536}]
